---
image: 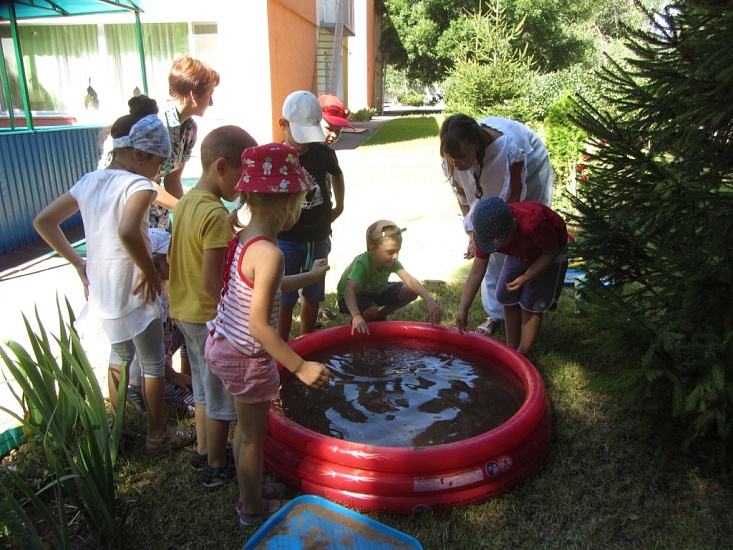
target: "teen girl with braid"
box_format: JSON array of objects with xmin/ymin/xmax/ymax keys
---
[{"xmin": 439, "ymin": 114, "xmax": 554, "ymax": 336}]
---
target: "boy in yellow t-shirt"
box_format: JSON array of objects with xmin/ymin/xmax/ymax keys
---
[{"xmin": 169, "ymin": 125, "xmax": 257, "ymax": 490}]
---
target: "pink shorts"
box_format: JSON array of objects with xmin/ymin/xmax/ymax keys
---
[{"xmin": 204, "ymin": 336, "xmax": 280, "ymax": 404}]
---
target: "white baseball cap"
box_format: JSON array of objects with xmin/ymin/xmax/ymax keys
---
[{"xmin": 282, "ymin": 91, "xmax": 326, "ymax": 144}]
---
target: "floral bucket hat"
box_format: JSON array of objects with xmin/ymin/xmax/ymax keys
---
[{"xmin": 235, "ymin": 142, "xmax": 312, "ymax": 194}]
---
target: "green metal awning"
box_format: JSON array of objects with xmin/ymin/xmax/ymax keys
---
[
  {"xmin": 0, "ymin": 0, "xmax": 147, "ymax": 132},
  {"xmin": 0, "ymin": 1, "xmax": 142, "ymax": 20}
]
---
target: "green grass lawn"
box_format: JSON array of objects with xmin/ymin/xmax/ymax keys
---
[{"xmin": 3, "ymin": 116, "xmax": 732, "ymax": 549}]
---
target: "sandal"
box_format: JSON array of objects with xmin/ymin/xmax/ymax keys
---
[
  {"xmin": 475, "ymin": 317, "xmax": 502, "ymax": 336},
  {"xmin": 146, "ymin": 424, "xmax": 196, "ymax": 452},
  {"xmin": 202, "ymin": 460, "xmax": 236, "ymax": 491},
  {"xmin": 191, "ymin": 443, "xmax": 233, "ymax": 473},
  {"xmin": 237, "ymin": 498, "xmax": 288, "ymax": 526}
]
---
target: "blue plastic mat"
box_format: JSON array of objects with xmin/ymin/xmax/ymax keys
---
[{"xmin": 244, "ymin": 495, "xmax": 422, "ymax": 550}]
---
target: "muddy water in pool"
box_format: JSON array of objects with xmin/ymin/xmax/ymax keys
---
[{"xmin": 277, "ymin": 338, "xmax": 525, "ymax": 447}]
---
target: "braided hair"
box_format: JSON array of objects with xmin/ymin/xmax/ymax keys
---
[{"xmin": 439, "ymin": 114, "xmax": 493, "ymax": 200}]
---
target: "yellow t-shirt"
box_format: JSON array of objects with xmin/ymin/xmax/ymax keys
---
[{"xmin": 169, "ymin": 190, "xmax": 232, "ymax": 323}]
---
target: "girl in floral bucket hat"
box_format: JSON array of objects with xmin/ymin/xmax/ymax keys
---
[{"xmin": 205, "ymin": 142, "xmax": 331, "ymax": 526}]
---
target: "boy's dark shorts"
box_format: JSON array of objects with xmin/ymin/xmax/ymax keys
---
[
  {"xmin": 496, "ymin": 246, "xmax": 568, "ymax": 313},
  {"xmin": 338, "ymin": 282, "xmax": 405, "ymax": 315}
]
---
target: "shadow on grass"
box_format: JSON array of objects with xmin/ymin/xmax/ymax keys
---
[{"xmin": 362, "ymin": 115, "xmax": 442, "ymax": 147}]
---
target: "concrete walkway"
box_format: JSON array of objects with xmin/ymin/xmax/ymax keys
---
[{"xmin": 0, "ymin": 114, "xmax": 472, "ymax": 434}]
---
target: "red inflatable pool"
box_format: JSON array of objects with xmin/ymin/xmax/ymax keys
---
[{"xmin": 264, "ymin": 322, "xmax": 551, "ymax": 513}]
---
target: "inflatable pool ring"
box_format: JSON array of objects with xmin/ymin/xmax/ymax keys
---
[{"xmin": 264, "ymin": 322, "xmax": 551, "ymax": 513}]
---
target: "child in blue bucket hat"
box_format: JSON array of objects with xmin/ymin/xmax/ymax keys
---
[{"xmin": 456, "ymin": 197, "xmax": 569, "ymax": 358}]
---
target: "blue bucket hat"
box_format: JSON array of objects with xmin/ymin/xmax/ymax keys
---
[{"xmin": 472, "ymin": 197, "xmax": 514, "ymax": 255}]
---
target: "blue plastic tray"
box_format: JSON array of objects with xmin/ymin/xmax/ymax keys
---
[{"xmin": 244, "ymin": 495, "xmax": 423, "ymax": 549}]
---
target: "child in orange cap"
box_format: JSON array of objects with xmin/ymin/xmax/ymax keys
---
[{"xmin": 318, "ymin": 93, "xmax": 355, "ymax": 145}]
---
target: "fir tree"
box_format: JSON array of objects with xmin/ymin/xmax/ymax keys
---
[{"xmin": 568, "ymin": 0, "xmax": 733, "ymax": 465}]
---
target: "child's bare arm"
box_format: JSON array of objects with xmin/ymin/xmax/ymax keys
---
[
  {"xmin": 280, "ymin": 258, "xmax": 329, "ymax": 294},
  {"xmin": 33, "ymin": 193, "xmax": 89, "ymax": 296},
  {"xmin": 119, "ymin": 190, "xmax": 161, "ymax": 302},
  {"xmin": 343, "ymin": 281, "xmax": 368, "ymax": 335},
  {"xmin": 247, "ymin": 242, "xmax": 331, "ymax": 388},
  {"xmin": 330, "ymin": 172, "xmax": 345, "ymax": 222},
  {"xmin": 398, "ymin": 270, "xmax": 443, "ymax": 324},
  {"xmin": 457, "ymin": 256, "xmax": 489, "ymax": 333},
  {"xmin": 201, "ymin": 247, "xmax": 227, "ymax": 302}
]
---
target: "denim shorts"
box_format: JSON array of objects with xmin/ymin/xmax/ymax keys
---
[
  {"xmin": 278, "ymin": 237, "xmax": 331, "ymax": 304},
  {"xmin": 174, "ymin": 319, "xmax": 236, "ymax": 421},
  {"xmin": 496, "ymin": 246, "xmax": 568, "ymax": 313},
  {"xmin": 205, "ymin": 336, "xmax": 280, "ymax": 405}
]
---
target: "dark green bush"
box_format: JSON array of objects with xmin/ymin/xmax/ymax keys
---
[{"xmin": 397, "ymin": 91, "xmax": 425, "ymax": 107}]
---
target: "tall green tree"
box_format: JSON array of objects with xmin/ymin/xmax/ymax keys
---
[
  {"xmin": 442, "ymin": 2, "xmax": 533, "ymax": 117},
  {"xmin": 568, "ymin": 0, "xmax": 733, "ymax": 464},
  {"xmin": 379, "ymin": 0, "xmax": 644, "ymax": 84}
]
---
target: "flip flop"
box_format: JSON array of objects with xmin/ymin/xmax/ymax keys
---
[{"xmin": 475, "ymin": 317, "xmax": 501, "ymax": 336}]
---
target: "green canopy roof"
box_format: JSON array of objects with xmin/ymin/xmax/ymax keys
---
[
  {"xmin": 0, "ymin": 1, "xmax": 142, "ymax": 21},
  {"xmin": 1, "ymin": 0, "xmax": 147, "ymax": 131}
]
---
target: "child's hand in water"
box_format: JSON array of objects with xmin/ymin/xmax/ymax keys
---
[
  {"xmin": 294, "ymin": 360, "xmax": 331, "ymax": 389},
  {"xmin": 309, "ymin": 258, "xmax": 330, "ymax": 279}
]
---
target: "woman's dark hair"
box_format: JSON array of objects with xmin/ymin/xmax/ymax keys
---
[
  {"xmin": 110, "ymin": 95, "xmax": 159, "ymax": 139},
  {"xmin": 439, "ymin": 114, "xmax": 491, "ymax": 200}
]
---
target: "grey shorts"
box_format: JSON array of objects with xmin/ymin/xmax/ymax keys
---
[
  {"xmin": 496, "ymin": 247, "xmax": 568, "ymax": 313},
  {"xmin": 174, "ymin": 319, "xmax": 236, "ymax": 421}
]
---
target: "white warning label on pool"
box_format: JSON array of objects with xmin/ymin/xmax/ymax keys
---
[{"xmin": 413, "ymin": 468, "xmax": 484, "ymax": 492}]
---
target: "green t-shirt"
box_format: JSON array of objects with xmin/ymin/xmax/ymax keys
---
[{"xmin": 337, "ymin": 251, "xmax": 404, "ymax": 301}]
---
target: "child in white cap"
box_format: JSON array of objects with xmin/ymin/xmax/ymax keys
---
[
  {"xmin": 277, "ymin": 91, "xmax": 346, "ymax": 340},
  {"xmin": 34, "ymin": 98, "xmax": 196, "ymax": 451},
  {"xmin": 206, "ymin": 142, "xmax": 331, "ymax": 526},
  {"xmin": 337, "ymin": 220, "xmax": 444, "ymax": 335},
  {"xmin": 457, "ymin": 197, "xmax": 568, "ymax": 357}
]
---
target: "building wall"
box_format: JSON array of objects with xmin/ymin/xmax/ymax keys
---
[
  {"xmin": 268, "ymin": 0, "xmax": 319, "ymax": 142},
  {"xmin": 346, "ymin": 0, "xmax": 378, "ymax": 112}
]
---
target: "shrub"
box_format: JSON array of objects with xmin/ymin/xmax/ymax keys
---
[
  {"xmin": 396, "ymin": 91, "xmax": 425, "ymax": 107},
  {"xmin": 0, "ymin": 300, "xmax": 125, "ymax": 547},
  {"xmin": 544, "ymin": 94, "xmax": 588, "ymax": 206},
  {"xmin": 350, "ymin": 107, "xmax": 376, "ymax": 122}
]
